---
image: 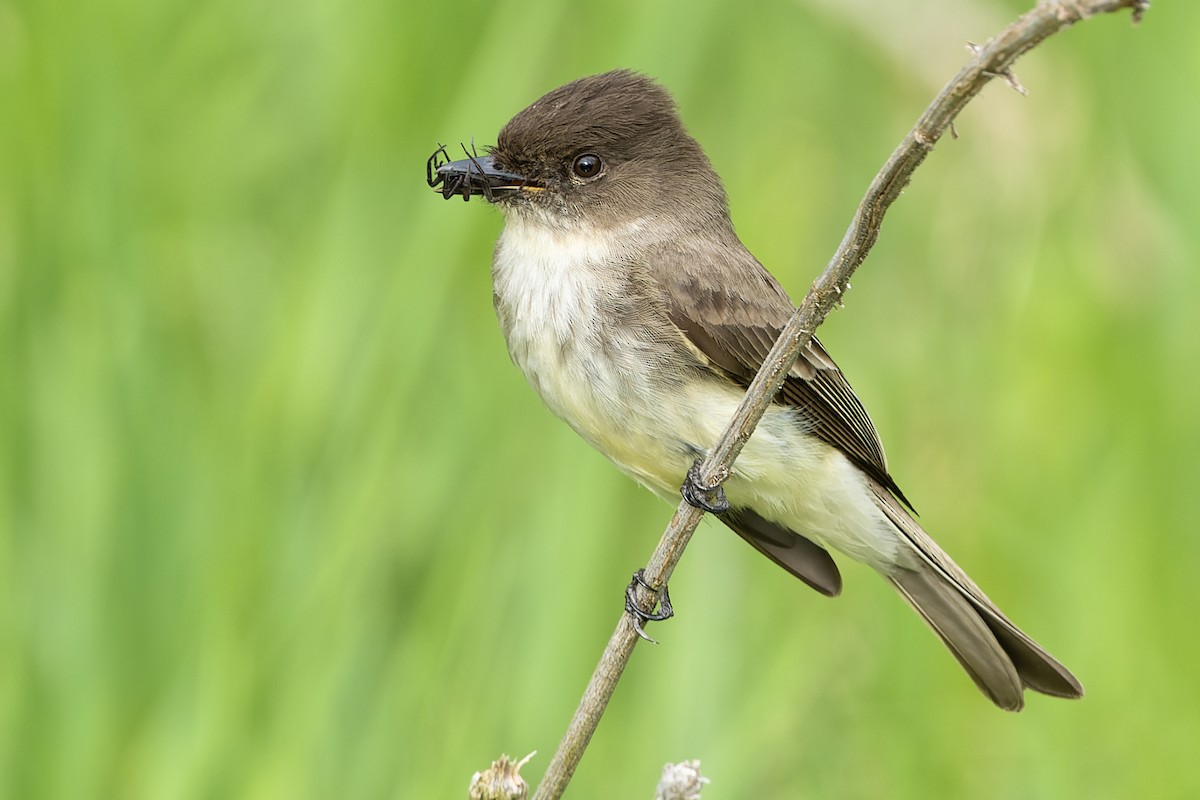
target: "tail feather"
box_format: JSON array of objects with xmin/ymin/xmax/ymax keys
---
[
  {"xmin": 890, "ymin": 565, "xmax": 1024, "ymax": 710},
  {"xmin": 975, "ymin": 604, "xmax": 1084, "ymax": 700},
  {"xmin": 871, "ymin": 481, "xmax": 1084, "ymax": 710}
]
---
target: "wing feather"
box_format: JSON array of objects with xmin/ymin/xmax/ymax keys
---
[{"xmin": 650, "ymin": 238, "xmax": 910, "ymax": 507}]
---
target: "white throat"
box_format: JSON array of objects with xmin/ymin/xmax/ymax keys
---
[{"xmin": 492, "ymin": 216, "xmax": 623, "ymax": 344}]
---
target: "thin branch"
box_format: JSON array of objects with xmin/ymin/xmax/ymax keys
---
[{"xmin": 531, "ymin": 1, "xmax": 1148, "ymax": 797}]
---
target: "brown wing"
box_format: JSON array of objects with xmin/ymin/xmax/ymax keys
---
[
  {"xmin": 649, "ymin": 237, "xmax": 911, "ymax": 508},
  {"xmin": 722, "ymin": 508, "xmax": 842, "ymax": 596}
]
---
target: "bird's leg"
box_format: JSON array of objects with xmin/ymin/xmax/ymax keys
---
[
  {"xmin": 681, "ymin": 459, "xmax": 730, "ymax": 514},
  {"xmin": 624, "ymin": 569, "xmax": 674, "ymax": 643}
]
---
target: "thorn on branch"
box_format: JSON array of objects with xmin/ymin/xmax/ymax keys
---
[
  {"xmin": 1054, "ymin": 0, "xmax": 1091, "ymax": 23},
  {"xmin": 968, "ymin": 42, "xmax": 1028, "ymax": 95}
]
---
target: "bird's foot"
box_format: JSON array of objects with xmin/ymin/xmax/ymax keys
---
[
  {"xmin": 625, "ymin": 569, "xmax": 673, "ymax": 643},
  {"xmin": 681, "ymin": 460, "xmax": 730, "ymax": 514}
]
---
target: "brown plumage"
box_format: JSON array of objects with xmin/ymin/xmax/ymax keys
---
[
  {"xmin": 433, "ymin": 69, "xmax": 1084, "ymax": 710},
  {"xmin": 649, "ymin": 231, "xmax": 1081, "ymax": 709}
]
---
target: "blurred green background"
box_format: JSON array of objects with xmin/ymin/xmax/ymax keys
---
[{"xmin": 3, "ymin": 0, "xmax": 1198, "ymax": 797}]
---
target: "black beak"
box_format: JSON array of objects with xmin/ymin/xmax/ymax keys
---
[{"xmin": 426, "ymin": 146, "xmax": 534, "ymax": 202}]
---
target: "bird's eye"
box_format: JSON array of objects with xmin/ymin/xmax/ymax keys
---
[{"xmin": 572, "ymin": 153, "xmax": 603, "ymax": 179}]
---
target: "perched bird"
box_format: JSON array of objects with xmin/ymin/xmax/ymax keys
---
[{"xmin": 428, "ymin": 70, "xmax": 1083, "ymax": 711}]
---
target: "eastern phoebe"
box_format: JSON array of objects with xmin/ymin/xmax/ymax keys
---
[{"xmin": 428, "ymin": 70, "xmax": 1082, "ymax": 711}]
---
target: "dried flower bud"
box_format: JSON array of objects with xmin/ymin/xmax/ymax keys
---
[
  {"xmin": 468, "ymin": 752, "xmax": 536, "ymax": 800},
  {"xmin": 655, "ymin": 759, "xmax": 709, "ymax": 800}
]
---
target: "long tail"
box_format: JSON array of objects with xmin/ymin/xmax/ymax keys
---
[{"xmin": 871, "ymin": 483, "xmax": 1084, "ymax": 711}]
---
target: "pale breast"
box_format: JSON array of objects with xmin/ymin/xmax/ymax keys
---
[
  {"xmin": 492, "ymin": 220, "xmax": 696, "ymax": 491},
  {"xmin": 489, "ymin": 220, "xmax": 904, "ymax": 567}
]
